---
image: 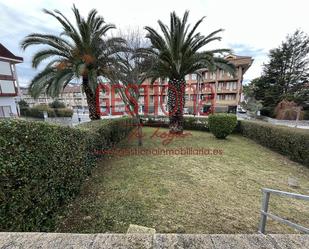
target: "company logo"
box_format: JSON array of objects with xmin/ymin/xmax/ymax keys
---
[{"xmin": 95, "ymin": 82, "xmax": 215, "ymax": 116}]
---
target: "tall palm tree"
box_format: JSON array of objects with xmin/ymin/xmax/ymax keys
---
[
  {"xmin": 21, "ymin": 5, "xmax": 124, "ymax": 120},
  {"xmin": 142, "ymin": 11, "xmax": 235, "ymax": 133}
]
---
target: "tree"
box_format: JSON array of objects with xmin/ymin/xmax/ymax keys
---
[
  {"xmin": 18, "ymin": 99, "xmax": 29, "ymax": 109},
  {"xmin": 108, "ymin": 29, "xmax": 151, "ymax": 146},
  {"xmin": 250, "ymin": 30, "xmax": 309, "ymax": 116},
  {"xmin": 21, "ymin": 5, "xmax": 124, "ymax": 120},
  {"xmin": 140, "ymin": 11, "xmax": 235, "ymax": 133},
  {"xmin": 241, "ymin": 83, "xmax": 263, "ymax": 115}
]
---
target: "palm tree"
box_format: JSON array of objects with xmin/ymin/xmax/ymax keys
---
[
  {"xmin": 21, "ymin": 5, "xmax": 124, "ymax": 120},
  {"xmin": 142, "ymin": 11, "xmax": 235, "ymax": 133}
]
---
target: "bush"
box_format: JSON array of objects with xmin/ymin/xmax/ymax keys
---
[
  {"xmin": 239, "ymin": 120, "xmax": 309, "ymax": 167},
  {"xmin": 0, "ymin": 117, "xmax": 133, "ymax": 231},
  {"xmin": 183, "ymin": 117, "xmax": 208, "ymax": 131},
  {"xmin": 260, "ymin": 107, "xmax": 274, "ymax": 117},
  {"xmin": 54, "ymin": 108, "xmax": 73, "ymax": 117},
  {"xmin": 140, "ymin": 115, "xmax": 209, "ymax": 131},
  {"xmin": 208, "ymin": 113, "xmax": 237, "ymax": 139},
  {"xmin": 49, "ymin": 100, "xmax": 66, "ymax": 109},
  {"xmin": 20, "ymin": 104, "xmax": 73, "ymax": 118},
  {"xmin": 18, "ymin": 100, "xmax": 29, "ymax": 109},
  {"xmin": 20, "ymin": 104, "xmax": 56, "ymax": 118}
]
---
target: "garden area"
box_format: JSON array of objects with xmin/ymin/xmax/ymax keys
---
[
  {"xmin": 1, "ymin": 117, "xmax": 308, "ymax": 234},
  {"xmin": 55, "ymin": 126, "xmax": 309, "ymax": 234},
  {"xmin": 1, "ymin": 3, "xmax": 309, "ymax": 238}
]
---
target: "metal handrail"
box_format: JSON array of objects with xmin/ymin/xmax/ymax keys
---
[{"xmin": 258, "ymin": 188, "xmax": 309, "ymax": 234}]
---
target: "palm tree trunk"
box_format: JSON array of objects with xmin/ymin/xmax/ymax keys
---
[
  {"xmin": 82, "ymin": 76, "xmax": 100, "ymax": 120},
  {"xmin": 167, "ymin": 78, "xmax": 186, "ymax": 133}
]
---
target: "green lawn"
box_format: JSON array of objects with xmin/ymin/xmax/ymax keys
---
[{"xmin": 56, "ymin": 127, "xmax": 309, "ymax": 234}]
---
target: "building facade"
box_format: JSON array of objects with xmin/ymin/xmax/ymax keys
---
[
  {"xmin": 0, "ymin": 43, "xmax": 23, "ymax": 117},
  {"xmin": 138, "ymin": 54, "xmax": 253, "ymax": 114},
  {"xmin": 21, "ymin": 54, "xmax": 252, "ymax": 115}
]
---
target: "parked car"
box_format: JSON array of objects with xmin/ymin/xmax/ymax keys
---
[{"xmin": 237, "ymin": 107, "xmax": 247, "ymax": 113}]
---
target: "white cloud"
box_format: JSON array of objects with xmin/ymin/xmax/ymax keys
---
[{"xmin": 1, "ymin": 0, "xmax": 309, "ymax": 85}]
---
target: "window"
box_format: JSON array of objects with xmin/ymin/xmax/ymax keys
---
[
  {"xmin": 216, "ymin": 94, "xmax": 224, "ymax": 100},
  {"xmin": 138, "ymin": 96, "xmax": 144, "ymax": 103},
  {"xmin": 225, "ymin": 94, "xmax": 236, "ymax": 100},
  {"xmin": 219, "ymin": 70, "xmax": 224, "ymax": 79},
  {"xmin": 233, "ymin": 82, "xmax": 237, "ymax": 89},
  {"xmin": 210, "ymin": 72, "xmax": 216, "ymax": 80},
  {"xmin": 0, "ymin": 80, "xmax": 16, "ymax": 94},
  {"xmin": 204, "ymin": 72, "xmax": 208, "ymax": 80},
  {"xmin": 0, "ymin": 106, "xmax": 12, "ymax": 117},
  {"xmin": 191, "ymin": 74, "xmax": 197, "ymax": 80},
  {"xmin": 0, "ymin": 61, "xmax": 12, "ymax": 75},
  {"xmin": 185, "ymin": 75, "xmax": 190, "ymax": 80},
  {"xmin": 226, "ymin": 82, "xmax": 230, "ymax": 90}
]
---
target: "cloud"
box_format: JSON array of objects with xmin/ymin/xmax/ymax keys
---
[{"xmin": 1, "ymin": 0, "xmax": 308, "ymax": 86}]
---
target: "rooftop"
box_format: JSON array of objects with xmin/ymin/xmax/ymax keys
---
[{"xmin": 0, "ymin": 43, "xmax": 23, "ymax": 63}]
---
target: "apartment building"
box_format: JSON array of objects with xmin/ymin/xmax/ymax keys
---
[
  {"xmin": 139, "ymin": 54, "xmax": 253, "ymax": 114},
  {"xmin": 0, "ymin": 43, "xmax": 23, "ymax": 117},
  {"xmin": 21, "ymin": 54, "xmax": 252, "ymax": 115}
]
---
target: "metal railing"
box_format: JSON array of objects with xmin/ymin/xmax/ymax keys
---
[{"xmin": 258, "ymin": 188, "xmax": 309, "ymax": 234}]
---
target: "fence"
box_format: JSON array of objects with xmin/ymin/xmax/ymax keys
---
[{"xmin": 258, "ymin": 188, "xmax": 309, "ymax": 234}]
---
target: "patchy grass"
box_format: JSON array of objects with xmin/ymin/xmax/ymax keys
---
[{"xmin": 56, "ymin": 127, "xmax": 309, "ymax": 234}]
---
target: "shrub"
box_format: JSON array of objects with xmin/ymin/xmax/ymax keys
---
[
  {"xmin": 0, "ymin": 117, "xmax": 133, "ymax": 231},
  {"xmin": 18, "ymin": 100, "xmax": 29, "ymax": 109},
  {"xmin": 20, "ymin": 104, "xmax": 56, "ymax": 118},
  {"xmin": 239, "ymin": 120, "xmax": 309, "ymax": 167},
  {"xmin": 183, "ymin": 117, "xmax": 208, "ymax": 131},
  {"xmin": 260, "ymin": 107, "xmax": 274, "ymax": 117},
  {"xmin": 49, "ymin": 100, "xmax": 66, "ymax": 109},
  {"xmin": 208, "ymin": 113, "xmax": 237, "ymax": 139},
  {"xmin": 20, "ymin": 104, "xmax": 73, "ymax": 118},
  {"xmin": 140, "ymin": 115, "xmax": 209, "ymax": 131},
  {"xmin": 54, "ymin": 108, "xmax": 73, "ymax": 117}
]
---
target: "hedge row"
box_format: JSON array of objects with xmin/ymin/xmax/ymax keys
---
[
  {"xmin": 239, "ymin": 120, "xmax": 309, "ymax": 167},
  {"xmin": 141, "ymin": 115, "xmax": 209, "ymax": 131},
  {"xmin": 0, "ymin": 117, "xmax": 133, "ymax": 231},
  {"xmin": 20, "ymin": 105, "xmax": 73, "ymax": 118},
  {"xmin": 141, "ymin": 116, "xmax": 308, "ymax": 166}
]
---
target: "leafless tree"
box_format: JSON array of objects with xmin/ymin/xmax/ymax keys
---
[{"xmin": 108, "ymin": 28, "xmax": 151, "ymax": 146}]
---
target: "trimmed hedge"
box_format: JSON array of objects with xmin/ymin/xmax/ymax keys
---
[
  {"xmin": 208, "ymin": 114, "xmax": 238, "ymax": 139},
  {"xmin": 20, "ymin": 104, "xmax": 73, "ymax": 118},
  {"xmin": 141, "ymin": 115, "xmax": 209, "ymax": 131},
  {"xmin": 0, "ymin": 117, "xmax": 132, "ymax": 231},
  {"xmin": 239, "ymin": 120, "xmax": 309, "ymax": 166},
  {"xmin": 54, "ymin": 108, "xmax": 73, "ymax": 117}
]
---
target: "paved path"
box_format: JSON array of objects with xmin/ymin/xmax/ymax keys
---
[{"xmin": 0, "ymin": 233, "xmax": 308, "ymax": 248}]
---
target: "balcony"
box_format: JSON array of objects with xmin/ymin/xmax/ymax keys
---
[{"xmin": 216, "ymin": 99, "xmax": 238, "ymax": 105}]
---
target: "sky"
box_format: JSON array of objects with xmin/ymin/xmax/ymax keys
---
[{"xmin": 1, "ymin": 0, "xmax": 309, "ymax": 86}]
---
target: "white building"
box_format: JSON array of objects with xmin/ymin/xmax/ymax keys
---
[{"xmin": 0, "ymin": 43, "xmax": 23, "ymax": 117}]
